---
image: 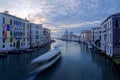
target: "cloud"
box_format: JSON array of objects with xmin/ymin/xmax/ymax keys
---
[
  {"xmin": 59, "ymin": 20, "xmax": 102, "ymax": 28},
  {"xmin": 1, "ymin": 0, "xmax": 118, "ymax": 37},
  {"xmin": 28, "ymin": 13, "xmax": 47, "ymax": 24},
  {"xmin": 23, "ymin": 0, "xmax": 120, "ymax": 37}
]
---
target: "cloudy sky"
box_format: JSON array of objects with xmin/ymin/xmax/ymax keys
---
[{"xmin": 0, "ymin": 0, "xmax": 120, "ymax": 37}]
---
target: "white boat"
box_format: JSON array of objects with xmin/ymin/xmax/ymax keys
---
[
  {"xmin": 28, "ymin": 48, "xmax": 61, "ymax": 75},
  {"xmin": 87, "ymin": 42, "xmax": 93, "ymax": 48}
]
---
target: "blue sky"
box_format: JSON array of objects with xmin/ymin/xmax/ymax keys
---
[{"xmin": 0, "ymin": 0, "xmax": 120, "ymax": 37}]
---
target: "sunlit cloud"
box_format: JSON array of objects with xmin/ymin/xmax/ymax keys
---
[{"xmin": 28, "ymin": 13, "xmax": 47, "ymax": 24}]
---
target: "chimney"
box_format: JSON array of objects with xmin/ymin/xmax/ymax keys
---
[
  {"xmin": 4, "ymin": 10, "xmax": 9, "ymax": 14},
  {"xmin": 25, "ymin": 17, "xmax": 27, "ymax": 20}
]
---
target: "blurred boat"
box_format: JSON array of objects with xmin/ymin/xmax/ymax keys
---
[{"xmin": 28, "ymin": 47, "xmax": 61, "ymax": 75}]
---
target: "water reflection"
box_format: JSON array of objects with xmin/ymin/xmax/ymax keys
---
[
  {"xmin": 0, "ymin": 45, "xmax": 50, "ymax": 80},
  {"xmin": 91, "ymin": 50, "xmax": 120, "ymax": 80},
  {"xmin": 0, "ymin": 40, "xmax": 120, "ymax": 80},
  {"xmin": 34, "ymin": 40, "xmax": 120, "ymax": 80}
]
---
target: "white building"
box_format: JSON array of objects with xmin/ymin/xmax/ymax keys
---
[
  {"xmin": 101, "ymin": 13, "xmax": 120, "ymax": 57},
  {"xmin": 0, "ymin": 11, "xmax": 30, "ymax": 52},
  {"xmin": 30, "ymin": 23, "xmax": 43, "ymax": 48},
  {"xmin": 43, "ymin": 28, "xmax": 51, "ymax": 44},
  {"xmin": 90, "ymin": 27, "xmax": 101, "ymax": 47},
  {"xmin": 80, "ymin": 30, "xmax": 91, "ymax": 43}
]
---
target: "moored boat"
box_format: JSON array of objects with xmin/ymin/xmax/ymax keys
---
[
  {"xmin": 25, "ymin": 49, "xmax": 35, "ymax": 53},
  {"xmin": 87, "ymin": 42, "xmax": 93, "ymax": 49}
]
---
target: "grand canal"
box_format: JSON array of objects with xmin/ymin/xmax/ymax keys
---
[{"xmin": 0, "ymin": 40, "xmax": 120, "ymax": 80}]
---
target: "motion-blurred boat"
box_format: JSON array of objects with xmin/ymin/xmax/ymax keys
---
[{"xmin": 28, "ymin": 47, "xmax": 61, "ymax": 75}]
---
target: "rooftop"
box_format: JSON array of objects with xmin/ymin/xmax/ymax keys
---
[
  {"xmin": 0, "ymin": 11, "xmax": 29, "ymax": 22},
  {"xmin": 101, "ymin": 13, "xmax": 120, "ymax": 25}
]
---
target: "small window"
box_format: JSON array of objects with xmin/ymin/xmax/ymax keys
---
[
  {"xmin": 10, "ymin": 44, "xmax": 12, "ymax": 47},
  {"xmin": 115, "ymin": 20, "xmax": 119, "ymax": 28},
  {"xmin": 27, "ymin": 24, "xmax": 29, "ymax": 28},
  {"xmin": 3, "ymin": 17, "xmax": 5, "ymax": 24},
  {"xmin": 16, "ymin": 21, "xmax": 17, "ymax": 25},
  {"xmin": 24, "ymin": 38, "xmax": 25, "ymax": 41},
  {"xmin": 13, "ymin": 43, "xmax": 15, "ymax": 47},
  {"xmin": 23, "ymin": 23, "xmax": 25, "ymax": 27},
  {"xmin": 3, "ymin": 38, "xmax": 5, "ymax": 43},
  {"xmin": 3, "ymin": 45, "xmax": 5, "ymax": 48},
  {"xmin": 10, "ymin": 38, "xmax": 12, "ymax": 42},
  {"xmin": 10, "ymin": 31, "xmax": 12, "ymax": 36},
  {"xmin": 21, "ymin": 42, "xmax": 23, "ymax": 46},
  {"xmin": 27, "ymin": 38, "xmax": 29, "ymax": 41},
  {"xmin": 14, "ymin": 20, "xmax": 15, "ymax": 25},
  {"xmin": 10, "ymin": 19, "xmax": 12, "ymax": 25}
]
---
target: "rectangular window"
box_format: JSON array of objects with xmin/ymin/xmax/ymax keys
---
[
  {"xmin": 10, "ymin": 31, "xmax": 12, "ymax": 36},
  {"xmin": 21, "ymin": 42, "xmax": 23, "ymax": 46},
  {"xmin": 24, "ymin": 38, "xmax": 25, "ymax": 41},
  {"xmin": 10, "ymin": 19, "xmax": 12, "ymax": 25},
  {"xmin": 27, "ymin": 24, "xmax": 29, "ymax": 28},
  {"xmin": 3, "ymin": 45, "xmax": 5, "ymax": 48},
  {"xmin": 10, "ymin": 38, "xmax": 12, "ymax": 42},
  {"xmin": 3, "ymin": 17, "xmax": 5, "ymax": 24},
  {"xmin": 3, "ymin": 38, "xmax": 5, "ymax": 43},
  {"xmin": 16, "ymin": 21, "xmax": 17, "ymax": 25},
  {"xmin": 23, "ymin": 23, "xmax": 25, "ymax": 27},
  {"xmin": 10, "ymin": 44, "xmax": 12, "ymax": 47},
  {"xmin": 27, "ymin": 38, "xmax": 29, "ymax": 41},
  {"xmin": 14, "ymin": 20, "xmax": 15, "ymax": 25},
  {"xmin": 13, "ymin": 43, "xmax": 15, "ymax": 47},
  {"xmin": 115, "ymin": 20, "xmax": 119, "ymax": 28}
]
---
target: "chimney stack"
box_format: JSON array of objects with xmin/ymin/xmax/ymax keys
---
[{"xmin": 4, "ymin": 10, "xmax": 9, "ymax": 14}]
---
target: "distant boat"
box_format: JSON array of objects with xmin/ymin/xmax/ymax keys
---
[
  {"xmin": 87, "ymin": 42, "xmax": 93, "ymax": 49},
  {"xmin": 25, "ymin": 49, "xmax": 34, "ymax": 53},
  {"xmin": 28, "ymin": 47, "xmax": 61, "ymax": 75}
]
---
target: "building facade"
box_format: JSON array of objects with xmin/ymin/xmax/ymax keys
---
[
  {"xmin": 30, "ymin": 23, "xmax": 43, "ymax": 48},
  {"xmin": 90, "ymin": 27, "xmax": 101, "ymax": 47},
  {"xmin": 0, "ymin": 11, "xmax": 30, "ymax": 52},
  {"xmin": 61, "ymin": 29, "xmax": 80, "ymax": 42},
  {"xmin": 0, "ymin": 11, "xmax": 51, "ymax": 53},
  {"xmin": 80, "ymin": 30, "xmax": 91, "ymax": 43},
  {"xmin": 101, "ymin": 13, "xmax": 120, "ymax": 57},
  {"xmin": 43, "ymin": 28, "xmax": 51, "ymax": 44}
]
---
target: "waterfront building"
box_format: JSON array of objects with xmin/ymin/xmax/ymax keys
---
[
  {"xmin": 43, "ymin": 28, "xmax": 51, "ymax": 44},
  {"xmin": 80, "ymin": 30, "xmax": 91, "ymax": 43},
  {"xmin": 84, "ymin": 30, "xmax": 91, "ymax": 43},
  {"xmin": 71, "ymin": 35, "xmax": 79, "ymax": 41},
  {"xmin": 80, "ymin": 31, "xmax": 85, "ymax": 43},
  {"xmin": 0, "ymin": 11, "xmax": 30, "ymax": 52},
  {"xmin": 0, "ymin": 11, "xmax": 51, "ymax": 53},
  {"xmin": 61, "ymin": 29, "xmax": 69, "ymax": 40},
  {"xmin": 101, "ymin": 13, "xmax": 120, "ymax": 57},
  {"xmin": 30, "ymin": 23, "xmax": 43, "ymax": 48},
  {"xmin": 61, "ymin": 29, "xmax": 80, "ymax": 41},
  {"xmin": 90, "ymin": 27, "xmax": 101, "ymax": 47}
]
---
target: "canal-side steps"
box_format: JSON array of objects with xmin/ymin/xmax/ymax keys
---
[{"xmin": 93, "ymin": 45, "xmax": 120, "ymax": 72}]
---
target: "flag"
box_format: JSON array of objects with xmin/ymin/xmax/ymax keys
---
[
  {"xmin": 7, "ymin": 24, "xmax": 10, "ymax": 31},
  {"xmin": 6, "ymin": 24, "xmax": 11, "ymax": 41}
]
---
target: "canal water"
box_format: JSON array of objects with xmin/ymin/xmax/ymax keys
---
[{"xmin": 0, "ymin": 40, "xmax": 120, "ymax": 80}]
